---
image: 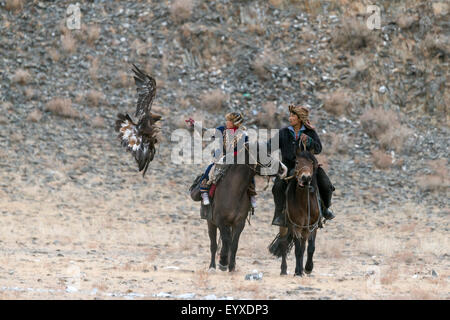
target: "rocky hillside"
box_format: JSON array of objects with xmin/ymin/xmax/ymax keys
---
[{"xmin": 1, "ymin": 0, "xmax": 448, "ymax": 209}]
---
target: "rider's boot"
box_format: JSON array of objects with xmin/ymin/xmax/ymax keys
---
[
  {"xmin": 272, "ymin": 207, "xmax": 287, "ymax": 227},
  {"xmin": 250, "ymin": 195, "xmax": 257, "ymax": 209},
  {"xmin": 201, "ymin": 191, "xmax": 210, "ymax": 206},
  {"xmin": 321, "ymin": 202, "xmax": 335, "ymax": 220}
]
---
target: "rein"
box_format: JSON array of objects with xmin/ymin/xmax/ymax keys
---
[
  {"xmin": 285, "ymin": 181, "xmax": 322, "ymax": 236},
  {"xmin": 284, "ymin": 145, "xmax": 322, "ymax": 236}
]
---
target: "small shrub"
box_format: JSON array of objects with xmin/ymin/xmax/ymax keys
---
[
  {"xmin": 5, "ymin": 0, "xmax": 24, "ymax": 12},
  {"xmin": 45, "ymin": 98, "xmax": 79, "ymax": 118},
  {"xmin": 333, "ymin": 18, "xmax": 377, "ymax": 50},
  {"xmin": 170, "ymin": 0, "xmax": 193, "ymax": 24},
  {"xmin": 86, "ymin": 90, "xmax": 105, "ymax": 107},
  {"xmin": 61, "ymin": 34, "xmax": 77, "ymax": 54},
  {"xmin": 198, "ymin": 89, "xmax": 228, "ymax": 112},
  {"xmin": 322, "ymin": 88, "xmax": 353, "ymax": 116},
  {"xmin": 27, "ymin": 109, "xmax": 42, "ymax": 122},
  {"xmin": 12, "ymin": 69, "xmax": 31, "ymax": 85},
  {"xmin": 371, "ymin": 149, "xmax": 393, "ymax": 169}
]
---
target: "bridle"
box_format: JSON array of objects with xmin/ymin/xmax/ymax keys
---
[{"xmin": 285, "ymin": 156, "xmax": 322, "ymax": 236}]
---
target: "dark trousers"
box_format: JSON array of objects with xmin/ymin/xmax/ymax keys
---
[{"xmin": 272, "ymin": 166, "xmax": 334, "ymax": 212}]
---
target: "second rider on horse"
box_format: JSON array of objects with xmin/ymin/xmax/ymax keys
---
[{"xmin": 270, "ymin": 104, "xmax": 336, "ymax": 227}]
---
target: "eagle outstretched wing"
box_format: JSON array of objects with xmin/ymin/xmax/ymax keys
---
[
  {"xmin": 132, "ymin": 63, "xmax": 156, "ymax": 119},
  {"xmin": 115, "ymin": 64, "xmax": 161, "ymax": 177}
]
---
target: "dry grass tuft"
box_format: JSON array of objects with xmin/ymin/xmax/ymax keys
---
[
  {"xmin": 87, "ymin": 24, "xmax": 101, "ymax": 45},
  {"xmin": 91, "ymin": 116, "xmax": 106, "ymax": 128},
  {"xmin": 396, "ymin": 14, "xmax": 419, "ymax": 30},
  {"xmin": 170, "ymin": 0, "xmax": 193, "ymax": 24},
  {"xmin": 61, "ymin": 33, "xmax": 77, "ymax": 54},
  {"xmin": 113, "ymin": 71, "xmax": 133, "ymax": 88},
  {"xmin": 323, "ymin": 133, "xmax": 348, "ymax": 156},
  {"xmin": 392, "ymin": 251, "xmax": 415, "ymax": 265},
  {"xmin": 24, "ymin": 87, "xmax": 37, "ymax": 100},
  {"xmin": 89, "ymin": 57, "xmax": 100, "ymax": 83},
  {"xmin": 27, "ymin": 109, "xmax": 43, "ymax": 122},
  {"xmin": 420, "ymin": 33, "xmax": 449, "ymax": 59},
  {"xmin": 371, "ymin": 149, "xmax": 393, "ymax": 169},
  {"xmin": 415, "ymin": 158, "xmax": 449, "ymax": 191},
  {"xmin": 5, "ymin": 0, "xmax": 24, "ymax": 12},
  {"xmin": 12, "ymin": 69, "xmax": 31, "ymax": 85},
  {"xmin": 45, "ymin": 98, "xmax": 79, "ymax": 119},
  {"xmin": 256, "ymin": 101, "xmax": 282, "ymax": 128},
  {"xmin": 380, "ymin": 267, "xmax": 399, "ymax": 285},
  {"xmin": 360, "ymin": 107, "xmax": 412, "ymax": 152},
  {"xmin": 252, "ymin": 50, "xmax": 278, "ymax": 81},
  {"xmin": 48, "ymin": 48, "xmax": 61, "ymax": 62},
  {"xmin": 322, "ymin": 88, "xmax": 353, "ymax": 116},
  {"xmin": 198, "ymin": 89, "xmax": 228, "ymax": 112},
  {"xmin": 86, "ymin": 90, "xmax": 105, "ymax": 107},
  {"xmin": 333, "ymin": 18, "xmax": 377, "ymax": 51},
  {"xmin": 432, "ymin": 2, "xmax": 449, "ymax": 16}
]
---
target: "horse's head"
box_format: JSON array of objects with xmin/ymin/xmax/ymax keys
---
[{"xmin": 294, "ymin": 150, "xmax": 318, "ymax": 188}]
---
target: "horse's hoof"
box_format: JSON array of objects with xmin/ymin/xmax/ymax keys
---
[
  {"xmin": 305, "ymin": 262, "xmax": 313, "ymax": 274},
  {"xmin": 280, "ymin": 271, "xmax": 287, "ymax": 276},
  {"xmin": 208, "ymin": 268, "xmax": 216, "ymax": 273},
  {"xmin": 294, "ymin": 272, "xmax": 304, "ymax": 277},
  {"xmin": 218, "ymin": 263, "xmax": 228, "ymax": 271}
]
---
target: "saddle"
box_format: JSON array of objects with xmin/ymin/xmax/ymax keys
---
[{"xmin": 189, "ymin": 165, "xmax": 231, "ymax": 220}]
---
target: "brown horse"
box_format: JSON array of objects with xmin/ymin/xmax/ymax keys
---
[
  {"xmin": 207, "ymin": 145, "xmax": 287, "ymax": 272},
  {"xmin": 269, "ymin": 150, "xmax": 322, "ymax": 276}
]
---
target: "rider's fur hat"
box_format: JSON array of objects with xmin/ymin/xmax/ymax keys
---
[
  {"xmin": 225, "ymin": 112, "xmax": 244, "ymax": 126},
  {"xmin": 288, "ymin": 105, "xmax": 315, "ymax": 130}
]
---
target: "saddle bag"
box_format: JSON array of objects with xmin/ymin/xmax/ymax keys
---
[{"xmin": 189, "ymin": 174, "xmax": 203, "ymax": 202}]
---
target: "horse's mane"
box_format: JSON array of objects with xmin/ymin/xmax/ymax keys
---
[{"xmin": 297, "ymin": 150, "xmax": 319, "ymax": 167}]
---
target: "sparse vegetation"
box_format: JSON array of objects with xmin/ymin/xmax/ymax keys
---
[
  {"xmin": 322, "ymin": 88, "xmax": 353, "ymax": 116},
  {"xmin": 198, "ymin": 89, "xmax": 228, "ymax": 112},
  {"xmin": 332, "ymin": 18, "xmax": 377, "ymax": 50},
  {"xmin": 61, "ymin": 33, "xmax": 76, "ymax": 54},
  {"xmin": 45, "ymin": 98, "xmax": 79, "ymax": 118},
  {"xmin": 360, "ymin": 108, "xmax": 412, "ymax": 152},
  {"xmin": 86, "ymin": 90, "xmax": 105, "ymax": 107},
  {"xmin": 5, "ymin": 0, "xmax": 24, "ymax": 12},
  {"xmin": 11, "ymin": 69, "xmax": 31, "ymax": 85},
  {"xmin": 371, "ymin": 149, "xmax": 393, "ymax": 169},
  {"xmin": 27, "ymin": 109, "xmax": 42, "ymax": 122},
  {"xmin": 87, "ymin": 24, "xmax": 101, "ymax": 45},
  {"xmin": 170, "ymin": 0, "xmax": 193, "ymax": 24},
  {"xmin": 416, "ymin": 159, "xmax": 449, "ymax": 191}
]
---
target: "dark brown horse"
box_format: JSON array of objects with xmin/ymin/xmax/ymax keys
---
[
  {"xmin": 269, "ymin": 150, "xmax": 322, "ymax": 276},
  {"xmin": 207, "ymin": 145, "xmax": 287, "ymax": 272}
]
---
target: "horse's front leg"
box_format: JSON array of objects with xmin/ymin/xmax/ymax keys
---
[
  {"xmin": 228, "ymin": 220, "xmax": 245, "ymax": 272},
  {"xmin": 305, "ymin": 230, "xmax": 316, "ymax": 274},
  {"xmin": 207, "ymin": 221, "xmax": 218, "ymax": 271},
  {"xmin": 218, "ymin": 225, "xmax": 231, "ymax": 271},
  {"xmin": 281, "ymin": 252, "xmax": 288, "ymax": 275},
  {"xmin": 294, "ymin": 236, "xmax": 306, "ymax": 276}
]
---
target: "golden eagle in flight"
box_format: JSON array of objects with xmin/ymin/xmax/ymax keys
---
[{"xmin": 115, "ymin": 64, "xmax": 161, "ymax": 177}]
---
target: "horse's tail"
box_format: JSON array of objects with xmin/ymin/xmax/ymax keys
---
[{"xmin": 268, "ymin": 230, "xmax": 294, "ymax": 258}]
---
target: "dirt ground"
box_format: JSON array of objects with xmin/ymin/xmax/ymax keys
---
[{"xmin": 0, "ymin": 170, "xmax": 448, "ymax": 300}]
